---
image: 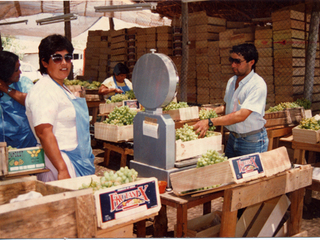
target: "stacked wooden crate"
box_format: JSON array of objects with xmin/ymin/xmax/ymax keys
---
[
  {"xmin": 157, "ymin": 26, "xmax": 173, "ymax": 56},
  {"xmin": 110, "ymin": 29, "xmax": 128, "ymax": 76},
  {"xmin": 172, "ymin": 27, "xmax": 182, "ymax": 57},
  {"xmin": 126, "ymin": 27, "xmax": 137, "ymax": 78},
  {"xmin": 84, "ymin": 30, "xmax": 110, "ymax": 82},
  {"xmin": 146, "ymin": 27, "xmax": 157, "ymax": 52},
  {"xmin": 136, "ymin": 27, "xmax": 147, "ymax": 59},
  {"xmin": 254, "ymin": 27, "xmax": 274, "ymax": 109},
  {"xmin": 188, "ymin": 11, "xmax": 226, "ymax": 105},
  {"xmin": 306, "ymin": 13, "xmax": 320, "ymax": 114},
  {"xmin": 271, "ymin": 9, "xmax": 306, "ymax": 104}
]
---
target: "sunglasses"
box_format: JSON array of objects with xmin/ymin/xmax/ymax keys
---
[
  {"xmin": 229, "ymin": 57, "xmax": 246, "ymax": 64},
  {"xmin": 51, "ymin": 53, "xmax": 73, "ymax": 64}
]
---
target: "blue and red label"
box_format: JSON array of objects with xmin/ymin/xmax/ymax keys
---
[
  {"xmin": 99, "ymin": 180, "xmax": 159, "ymax": 223},
  {"xmin": 231, "ymin": 154, "xmax": 264, "ymax": 180}
]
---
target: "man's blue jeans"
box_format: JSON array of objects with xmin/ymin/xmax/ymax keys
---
[{"xmin": 225, "ymin": 128, "xmax": 269, "ymax": 158}]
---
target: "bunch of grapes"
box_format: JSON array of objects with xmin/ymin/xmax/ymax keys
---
[
  {"xmin": 125, "ymin": 90, "xmax": 136, "ymax": 100},
  {"xmin": 176, "ymin": 124, "xmax": 218, "ymax": 142},
  {"xmin": 196, "ymin": 150, "xmax": 228, "ymax": 168},
  {"xmin": 103, "ymin": 106, "xmax": 137, "ymax": 126},
  {"xmin": 163, "ymin": 101, "xmax": 189, "ymax": 111},
  {"xmin": 80, "ymin": 167, "xmax": 138, "ymax": 191},
  {"xmin": 64, "ymin": 80, "xmax": 101, "ymax": 90},
  {"xmin": 266, "ymin": 102, "xmax": 301, "ymax": 113},
  {"xmin": 298, "ymin": 117, "xmax": 320, "ymax": 130},
  {"xmin": 106, "ymin": 94, "xmax": 129, "ymax": 103},
  {"xmin": 199, "ymin": 108, "xmax": 218, "ymax": 131},
  {"xmin": 176, "ymin": 124, "xmax": 198, "ymax": 142}
]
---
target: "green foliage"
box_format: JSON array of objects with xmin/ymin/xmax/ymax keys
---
[
  {"xmin": 1, "ymin": 36, "xmax": 26, "ymax": 59},
  {"xmin": 295, "ymin": 98, "xmax": 311, "ymax": 110}
]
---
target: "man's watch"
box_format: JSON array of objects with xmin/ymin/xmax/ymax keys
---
[
  {"xmin": 7, "ymin": 87, "xmax": 13, "ymax": 94},
  {"xmin": 208, "ymin": 118, "xmax": 213, "ymax": 127}
]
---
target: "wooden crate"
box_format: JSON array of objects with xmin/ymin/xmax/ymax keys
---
[
  {"xmin": 0, "ymin": 142, "xmax": 8, "ymax": 177},
  {"xmin": 94, "ymin": 122, "xmax": 133, "ymax": 142},
  {"xmin": 164, "ymin": 106, "xmax": 199, "ymax": 121},
  {"xmin": 264, "ymin": 108, "xmax": 305, "ymax": 127},
  {"xmin": 86, "ymin": 89, "xmax": 103, "ymax": 101},
  {"xmin": 170, "ymin": 147, "xmax": 292, "ymax": 196},
  {"xmin": 47, "ymin": 176, "xmax": 161, "ymax": 230},
  {"xmin": 176, "ymin": 132, "xmax": 222, "ymax": 161},
  {"xmin": 99, "ymin": 102, "xmax": 123, "ymax": 114},
  {"xmin": 292, "ymin": 125, "xmax": 320, "ymax": 144},
  {"xmin": 0, "ymin": 176, "xmax": 96, "ymax": 238}
]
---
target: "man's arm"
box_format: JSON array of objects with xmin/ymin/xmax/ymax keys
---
[{"xmin": 193, "ymin": 108, "xmax": 252, "ymax": 138}]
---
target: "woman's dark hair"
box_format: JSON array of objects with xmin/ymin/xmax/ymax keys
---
[
  {"xmin": 0, "ymin": 51, "xmax": 19, "ymax": 83},
  {"xmin": 38, "ymin": 34, "xmax": 74, "ymax": 74},
  {"xmin": 230, "ymin": 43, "xmax": 259, "ymax": 70},
  {"xmin": 113, "ymin": 63, "xmax": 129, "ymax": 76}
]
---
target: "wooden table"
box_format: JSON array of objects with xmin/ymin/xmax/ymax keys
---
[
  {"xmin": 292, "ymin": 140, "xmax": 320, "ymax": 164},
  {"xmin": 103, "ymin": 141, "xmax": 134, "ymax": 168},
  {"xmin": 266, "ymin": 125, "xmax": 294, "ymax": 151},
  {"xmin": 154, "ymin": 165, "xmax": 312, "ymax": 237},
  {"xmin": 86, "ymin": 100, "xmax": 104, "ymax": 125}
]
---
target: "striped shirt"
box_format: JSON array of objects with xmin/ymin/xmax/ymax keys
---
[{"xmin": 224, "ymin": 70, "xmax": 267, "ymax": 134}]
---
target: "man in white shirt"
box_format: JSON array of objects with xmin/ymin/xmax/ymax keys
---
[{"xmin": 193, "ymin": 43, "xmax": 268, "ymax": 158}]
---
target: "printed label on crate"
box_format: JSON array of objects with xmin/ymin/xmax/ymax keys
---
[
  {"xmin": 231, "ymin": 154, "xmax": 264, "ymax": 180},
  {"xmin": 99, "ymin": 179, "xmax": 159, "ymax": 223},
  {"xmin": 8, "ymin": 147, "xmax": 45, "ymax": 172},
  {"xmin": 123, "ymin": 100, "xmax": 140, "ymax": 109}
]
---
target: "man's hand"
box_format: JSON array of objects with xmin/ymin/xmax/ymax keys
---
[{"xmin": 193, "ymin": 119, "xmax": 210, "ymax": 138}]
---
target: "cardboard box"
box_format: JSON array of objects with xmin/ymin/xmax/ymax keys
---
[
  {"xmin": 175, "ymin": 132, "xmax": 222, "ymax": 161},
  {"xmin": 94, "ymin": 122, "xmax": 133, "ymax": 142},
  {"xmin": 292, "ymin": 125, "xmax": 320, "ymax": 144},
  {"xmin": 8, "ymin": 146, "xmax": 45, "ymax": 173},
  {"xmin": 0, "ymin": 176, "xmax": 96, "ymax": 238},
  {"xmin": 164, "ymin": 106, "xmax": 199, "ymax": 121},
  {"xmin": 47, "ymin": 176, "xmax": 161, "ymax": 229}
]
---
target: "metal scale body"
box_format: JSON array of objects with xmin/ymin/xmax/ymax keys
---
[{"xmin": 130, "ymin": 51, "xmax": 188, "ymax": 185}]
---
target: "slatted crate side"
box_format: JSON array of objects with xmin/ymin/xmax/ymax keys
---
[
  {"xmin": 0, "ymin": 178, "xmax": 95, "ymax": 238},
  {"xmin": 292, "ymin": 125, "xmax": 320, "ymax": 144},
  {"xmin": 94, "ymin": 122, "xmax": 134, "ymax": 142}
]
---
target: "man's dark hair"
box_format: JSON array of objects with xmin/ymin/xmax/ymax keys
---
[
  {"xmin": 113, "ymin": 63, "xmax": 129, "ymax": 76},
  {"xmin": 38, "ymin": 34, "xmax": 74, "ymax": 74},
  {"xmin": 0, "ymin": 51, "xmax": 19, "ymax": 83},
  {"xmin": 230, "ymin": 43, "xmax": 259, "ymax": 70}
]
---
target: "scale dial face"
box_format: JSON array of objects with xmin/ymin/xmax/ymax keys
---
[{"xmin": 132, "ymin": 53, "xmax": 179, "ymax": 110}]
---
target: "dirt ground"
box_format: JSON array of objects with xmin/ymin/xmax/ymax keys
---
[{"xmin": 92, "ymin": 141, "xmax": 320, "ymax": 237}]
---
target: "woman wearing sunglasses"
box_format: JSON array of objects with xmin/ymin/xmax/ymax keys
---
[
  {"xmin": 25, "ymin": 34, "xmax": 95, "ymax": 182},
  {"xmin": 194, "ymin": 43, "xmax": 268, "ymax": 158},
  {"xmin": 98, "ymin": 62, "xmax": 132, "ymax": 99},
  {"xmin": 0, "ymin": 50, "xmax": 38, "ymax": 148}
]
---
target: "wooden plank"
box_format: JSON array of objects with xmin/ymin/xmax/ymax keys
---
[
  {"xmin": 271, "ymin": 9, "xmax": 305, "ymax": 22},
  {"xmin": 292, "ymin": 126, "xmax": 320, "ymax": 144},
  {"xmin": 96, "ymin": 224, "xmax": 133, "ymax": 238},
  {"xmin": 273, "ymin": 29, "xmax": 305, "ymax": 40},
  {"xmin": 255, "ymin": 28, "xmax": 273, "ymax": 39},
  {"xmin": 94, "ymin": 122, "xmax": 133, "ymax": 142},
  {"xmin": 273, "ymin": 19, "xmax": 305, "ymax": 31},
  {"xmin": 274, "ymin": 57, "xmax": 305, "ymax": 67},
  {"xmin": 219, "ymin": 189, "xmax": 237, "ymax": 237},
  {"xmin": 229, "ymin": 165, "xmax": 312, "ymax": 212},
  {"xmin": 288, "ymin": 188, "xmax": 305, "ymax": 236},
  {"xmin": 254, "ymin": 39, "xmax": 272, "ymax": 48}
]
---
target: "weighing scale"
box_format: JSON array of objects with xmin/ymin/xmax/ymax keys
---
[{"xmin": 130, "ymin": 50, "xmax": 196, "ymax": 187}]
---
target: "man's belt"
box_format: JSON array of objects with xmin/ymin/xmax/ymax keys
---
[{"xmin": 230, "ymin": 127, "xmax": 265, "ymax": 138}]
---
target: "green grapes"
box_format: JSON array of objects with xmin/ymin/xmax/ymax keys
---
[
  {"xmin": 196, "ymin": 150, "xmax": 228, "ymax": 168},
  {"xmin": 103, "ymin": 106, "xmax": 137, "ymax": 126},
  {"xmin": 176, "ymin": 124, "xmax": 198, "ymax": 142},
  {"xmin": 163, "ymin": 101, "xmax": 189, "ymax": 111},
  {"xmin": 176, "ymin": 124, "xmax": 217, "ymax": 142},
  {"xmin": 266, "ymin": 102, "xmax": 301, "ymax": 113},
  {"xmin": 79, "ymin": 167, "xmax": 138, "ymax": 191},
  {"xmin": 299, "ymin": 117, "xmax": 320, "ymax": 130},
  {"xmin": 199, "ymin": 108, "xmax": 218, "ymax": 131},
  {"xmin": 64, "ymin": 79, "xmax": 101, "ymax": 89},
  {"xmin": 105, "ymin": 90, "xmax": 136, "ymax": 103}
]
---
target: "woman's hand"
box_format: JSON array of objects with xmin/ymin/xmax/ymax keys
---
[
  {"xmin": 193, "ymin": 119, "xmax": 210, "ymax": 138},
  {"xmin": 114, "ymin": 88, "xmax": 123, "ymax": 94}
]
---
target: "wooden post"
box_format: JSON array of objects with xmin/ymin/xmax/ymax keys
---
[
  {"xmin": 220, "ymin": 188, "xmax": 238, "ymax": 237},
  {"xmin": 288, "ymin": 188, "xmax": 305, "ymax": 236},
  {"xmin": 64, "ymin": 0, "xmax": 73, "ymax": 80}
]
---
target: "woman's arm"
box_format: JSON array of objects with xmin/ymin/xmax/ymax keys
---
[
  {"xmin": 98, "ymin": 84, "xmax": 123, "ymax": 95},
  {"xmin": 0, "ymin": 79, "xmax": 27, "ymax": 106},
  {"xmin": 35, "ymin": 123, "xmax": 71, "ymax": 180}
]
